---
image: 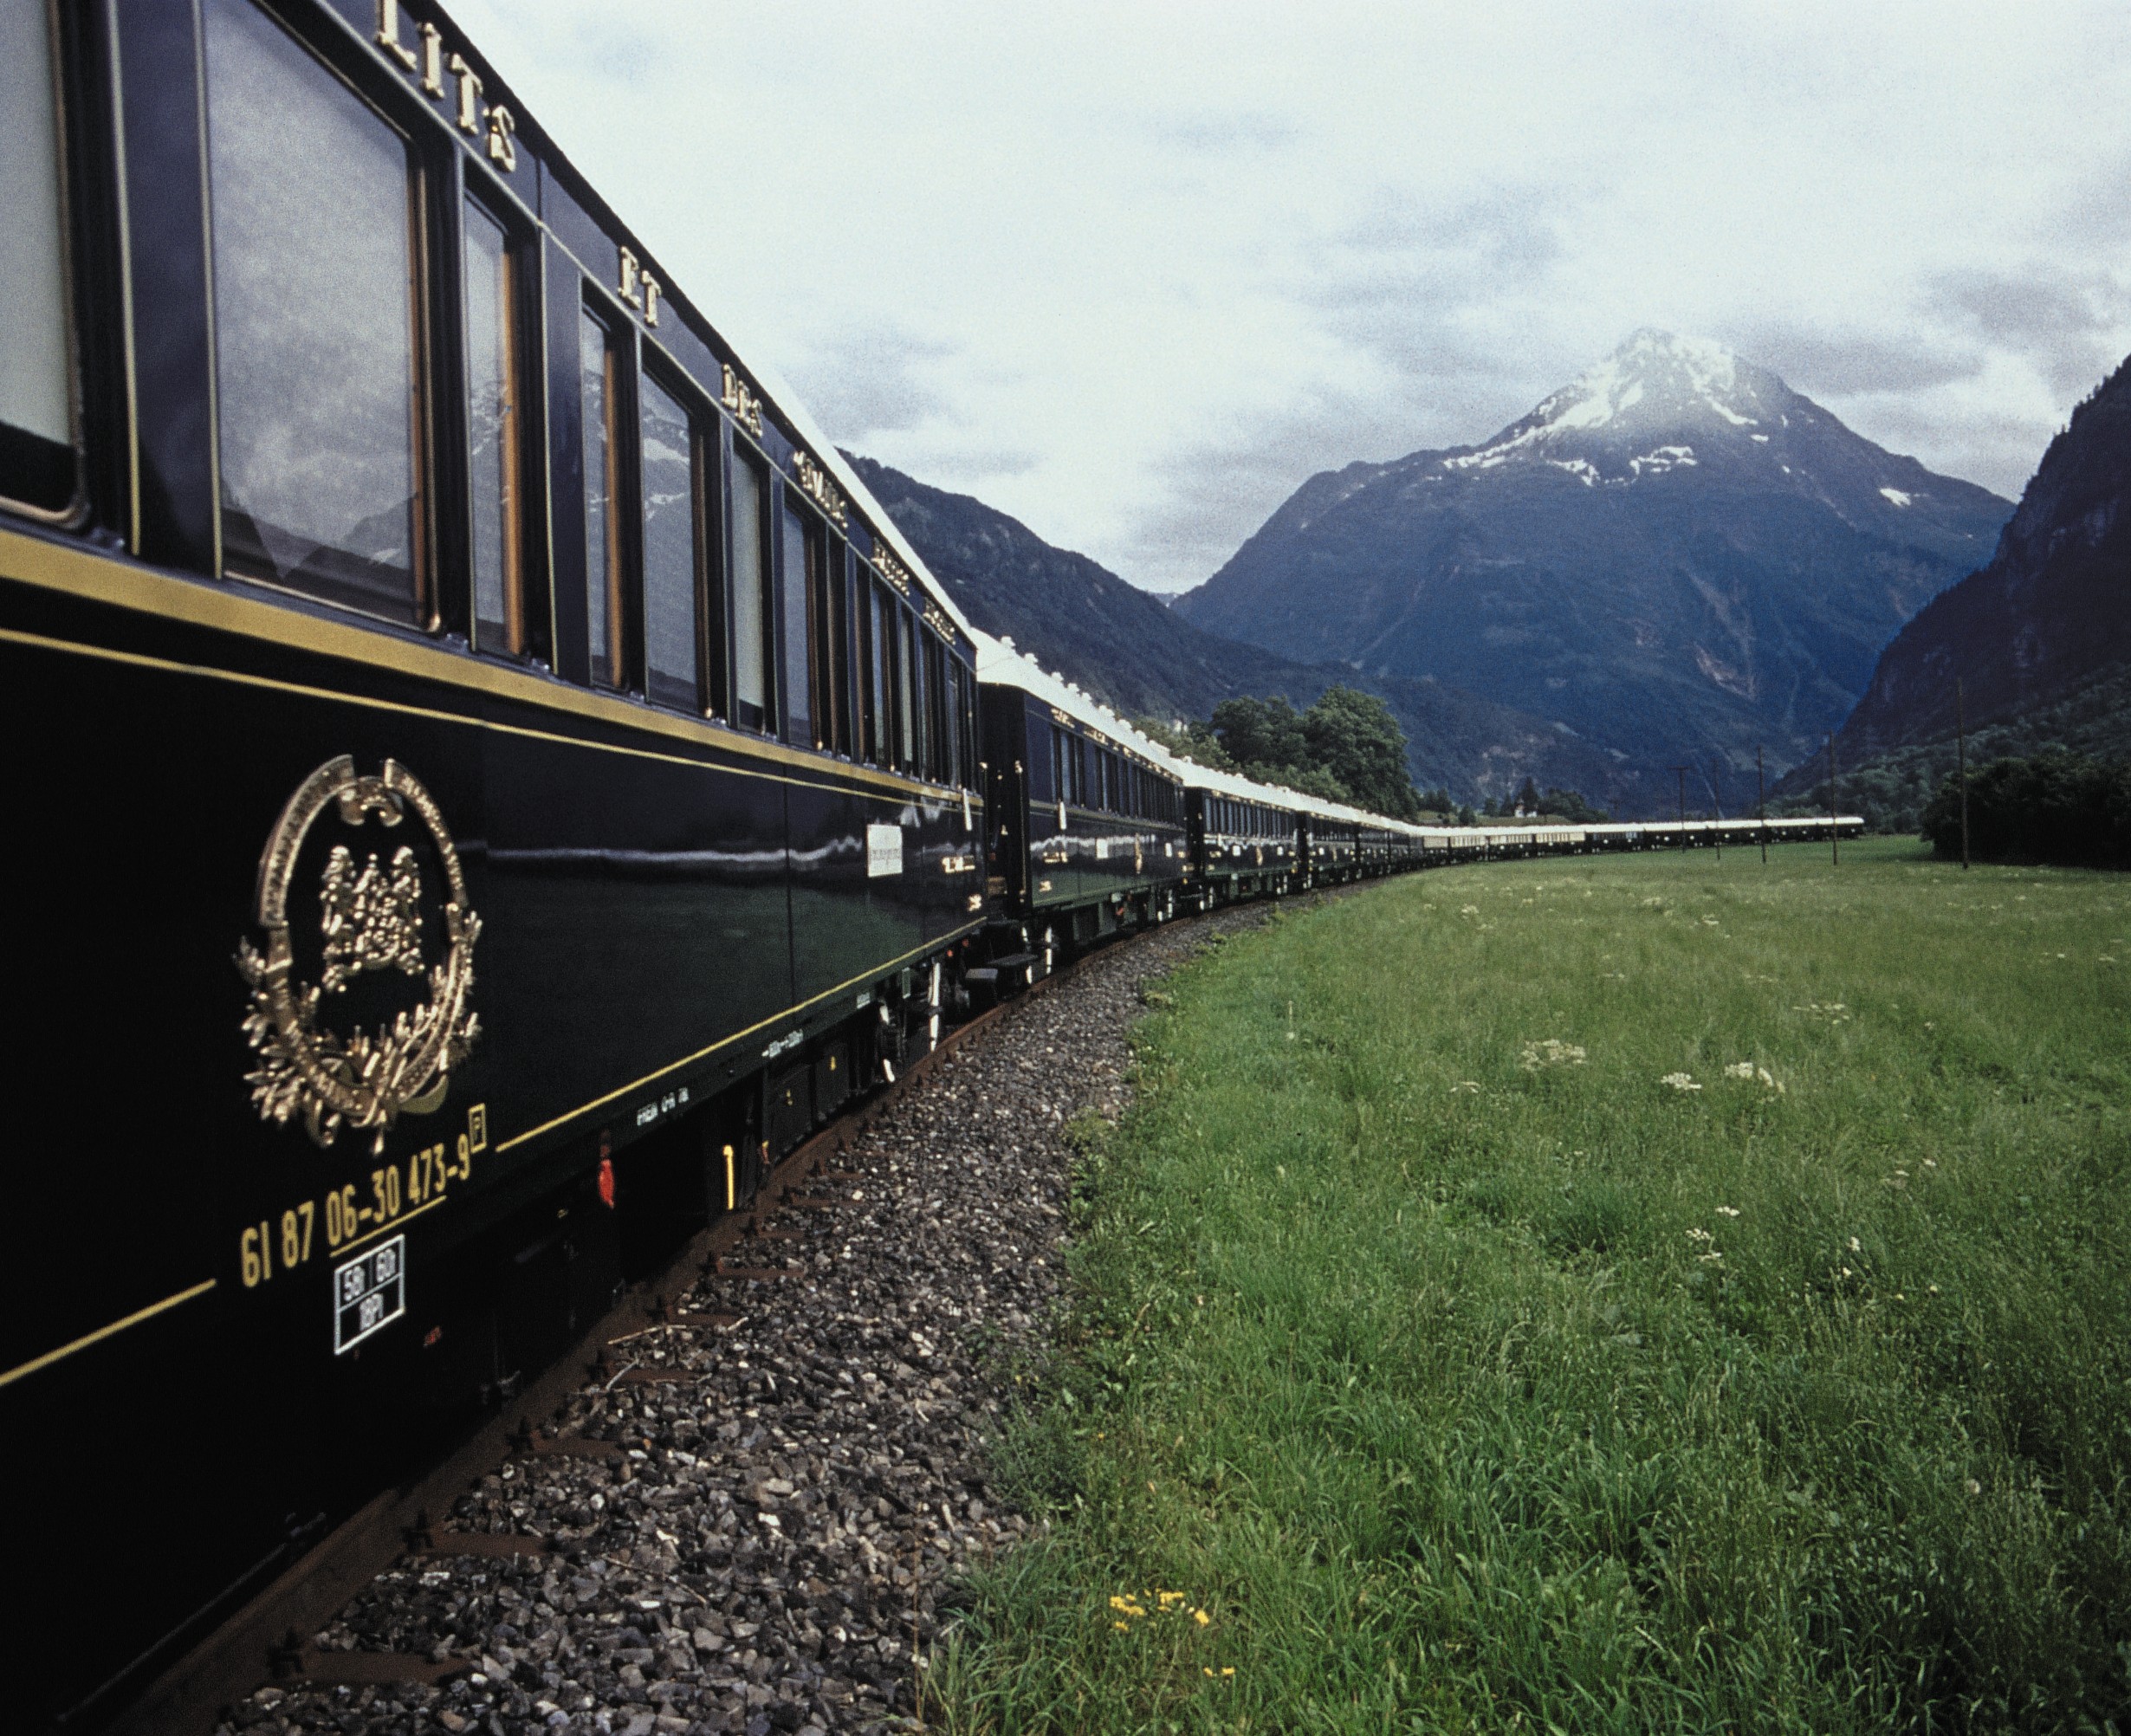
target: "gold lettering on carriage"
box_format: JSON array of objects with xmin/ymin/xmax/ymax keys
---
[
  {"xmin": 873, "ymin": 547, "xmax": 913, "ymax": 597},
  {"xmin": 619, "ymin": 248, "xmax": 662, "ymax": 328},
  {"xmin": 921, "ymin": 601, "xmax": 958, "ymax": 645},
  {"xmin": 376, "ymin": 1, "xmax": 515, "ymax": 172},
  {"xmin": 721, "ymin": 365, "xmax": 765, "ymax": 437},
  {"xmin": 793, "ymin": 452, "xmax": 848, "ymax": 527},
  {"xmin": 237, "ymin": 757, "xmax": 483, "ymax": 1156}
]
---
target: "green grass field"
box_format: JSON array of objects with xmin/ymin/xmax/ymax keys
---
[{"xmin": 934, "ymin": 840, "xmax": 2131, "ymax": 1733}]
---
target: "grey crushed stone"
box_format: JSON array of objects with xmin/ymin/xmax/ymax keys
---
[{"xmin": 217, "ymin": 903, "xmax": 1274, "ymax": 1736}]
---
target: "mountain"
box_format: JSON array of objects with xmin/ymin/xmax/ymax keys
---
[
  {"xmin": 1824, "ymin": 351, "xmax": 2131, "ymax": 761},
  {"xmin": 1173, "ymin": 330, "xmax": 2013, "ymax": 800},
  {"xmin": 843, "ymin": 453, "xmax": 1629, "ymax": 803},
  {"xmin": 1772, "ymin": 350, "xmax": 2131, "ymax": 827}
]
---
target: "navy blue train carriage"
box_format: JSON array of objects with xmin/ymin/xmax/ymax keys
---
[
  {"xmin": 975, "ymin": 639, "xmax": 1190, "ymax": 984},
  {"xmin": 1186, "ymin": 769, "xmax": 1303, "ymax": 906},
  {"xmin": 0, "ymin": 0, "xmax": 999, "ymax": 1720}
]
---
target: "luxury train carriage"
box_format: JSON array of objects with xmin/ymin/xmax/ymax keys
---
[
  {"xmin": 0, "ymin": 0, "xmax": 1000, "ymax": 1721},
  {"xmin": 977, "ymin": 640, "xmax": 1189, "ymax": 976}
]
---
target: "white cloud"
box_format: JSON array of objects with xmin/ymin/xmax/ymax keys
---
[{"xmin": 452, "ymin": 0, "xmax": 2131, "ymax": 590}]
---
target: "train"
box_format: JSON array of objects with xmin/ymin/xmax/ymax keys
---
[{"xmin": 0, "ymin": 0, "xmax": 1861, "ymax": 1725}]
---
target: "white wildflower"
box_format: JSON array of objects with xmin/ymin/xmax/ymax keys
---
[
  {"xmin": 1660, "ymin": 1072, "xmax": 1701, "ymax": 1092},
  {"xmin": 1519, "ymin": 1039, "xmax": 1588, "ymax": 1072},
  {"xmin": 1716, "ymin": 1206, "xmax": 1740, "ymax": 1218},
  {"xmin": 1460, "ymin": 904, "xmax": 1480, "ymax": 916},
  {"xmin": 1847, "ymin": 1236, "xmax": 1862, "ymax": 1253}
]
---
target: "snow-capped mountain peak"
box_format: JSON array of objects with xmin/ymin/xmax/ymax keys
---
[
  {"xmin": 1537, "ymin": 329, "xmax": 1752, "ymax": 431},
  {"xmin": 1439, "ymin": 328, "xmax": 1809, "ymax": 484}
]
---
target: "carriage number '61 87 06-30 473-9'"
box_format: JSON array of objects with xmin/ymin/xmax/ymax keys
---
[{"xmin": 238, "ymin": 1104, "xmax": 488, "ymax": 1290}]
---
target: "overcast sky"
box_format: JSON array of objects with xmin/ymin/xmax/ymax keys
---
[{"xmin": 455, "ymin": 0, "xmax": 2131, "ymax": 593}]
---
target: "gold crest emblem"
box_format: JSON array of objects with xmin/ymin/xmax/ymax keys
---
[{"xmin": 236, "ymin": 756, "xmax": 482, "ymax": 1153}]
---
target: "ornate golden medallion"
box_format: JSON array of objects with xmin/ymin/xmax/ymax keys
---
[{"xmin": 237, "ymin": 756, "xmax": 481, "ymax": 1154}]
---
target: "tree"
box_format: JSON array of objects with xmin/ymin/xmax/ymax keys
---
[
  {"xmin": 1301, "ymin": 686, "xmax": 1420, "ymax": 818},
  {"xmin": 1457, "ymin": 804, "xmax": 1478, "ymax": 826},
  {"xmin": 1920, "ymin": 750, "xmax": 2131, "ymax": 867},
  {"xmin": 1516, "ymin": 776, "xmax": 1540, "ymax": 814},
  {"xmin": 1416, "ymin": 787, "xmax": 1454, "ymax": 817},
  {"xmin": 1209, "ymin": 696, "xmax": 1308, "ymax": 771},
  {"xmin": 1537, "ymin": 786, "xmax": 1611, "ymax": 824}
]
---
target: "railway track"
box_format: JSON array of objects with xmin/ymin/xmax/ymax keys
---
[{"xmin": 114, "ymin": 903, "xmax": 1268, "ymax": 1736}]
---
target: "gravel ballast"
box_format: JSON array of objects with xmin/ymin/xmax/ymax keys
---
[{"xmin": 220, "ymin": 904, "xmax": 1272, "ymax": 1736}]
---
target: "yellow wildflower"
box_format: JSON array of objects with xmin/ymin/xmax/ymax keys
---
[{"xmin": 1194, "ymin": 1609, "xmax": 1211, "ymax": 1627}]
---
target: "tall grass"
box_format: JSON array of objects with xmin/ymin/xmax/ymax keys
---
[{"xmin": 935, "ymin": 841, "xmax": 2131, "ymax": 1733}]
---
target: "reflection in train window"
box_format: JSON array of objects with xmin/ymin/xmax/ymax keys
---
[
  {"xmin": 205, "ymin": 0, "xmax": 424, "ymax": 619},
  {"xmin": 862, "ymin": 575, "xmax": 889, "ymax": 763},
  {"xmin": 895, "ymin": 606, "xmax": 917, "ymax": 773},
  {"xmin": 806, "ymin": 531, "xmax": 849, "ymax": 754},
  {"xmin": 781, "ymin": 499, "xmax": 813, "ymax": 746},
  {"xmin": 0, "ymin": 0, "xmax": 74, "ymax": 514},
  {"xmin": 463, "ymin": 199, "xmax": 521, "ymax": 653},
  {"xmin": 580, "ymin": 307, "xmax": 622, "ymax": 686},
  {"xmin": 729, "ymin": 447, "xmax": 771, "ymax": 729},
  {"xmin": 639, "ymin": 372, "xmax": 697, "ymax": 709}
]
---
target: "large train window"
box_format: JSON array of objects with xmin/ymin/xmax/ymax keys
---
[
  {"xmin": 204, "ymin": 0, "xmax": 426, "ymax": 621},
  {"xmin": 895, "ymin": 606, "xmax": 918, "ymax": 772},
  {"xmin": 639, "ymin": 371, "xmax": 699, "ymax": 710},
  {"xmin": 779, "ymin": 499, "xmax": 813, "ymax": 746},
  {"xmin": 953, "ymin": 660, "xmax": 978, "ymax": 789},
  {"xmin": 860, "ymin": 572, "xmax": 888, "ymax": 763},
  {"xmin": 0, "ymin": 0, "xmax": 74, "ymax": 517},
  {"xmin": 579, "ymin": 308, "xmax": 623, "ymax": 687},
  {"xmin": 464, "ymin": 198, "xmax": 523, "ymax": 655},
  {"xmin": 729, "ymin": 446, "xmax": 771, "ymax": 730},
  {"xmin": 923, "ymin": 637, "xmax": 950, "ymax": 782},
  {"xmin": 803, "ymin": 528, "xmax": 850, "ymax": 755}
]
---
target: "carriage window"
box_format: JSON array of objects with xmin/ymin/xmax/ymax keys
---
[
  {"xmin": 729, "ymin": 448, "xmax": 771, "ymax": 729},
  {"xmin": 0, "ymin": 0, "xmax": 72, "ymax": 514},
  {"xmin": 639, "ymin": 372, "xmax": 698, "ymax": 709},
  {"xmin": 781, "ymin": 501, "xmax": 813, "ymax": 746},
  {"xmin": 864, "ymin": 576, "xmax": 890, "ymax": 763},
  {"xmin": 958, "ymin": 663, "xmax": 978, "ymax": 787},
  {"xmin": 579, "ymin": 309, "xmax": 622, "ymax": 686},
  {"xmin": 464, "ymin": 201, "xmax": 521, "ymax": 653},
  {"xmin": 924, "ymin": 638, "xmax": 949, "ymax": 782},
  {"xmin": 896, "ymin": 608, "xmax": 917, "ymax": 772},
  {"xmin": 809, "ymin": 537, "xmax": 849, "ymax": 754},
  {"xmin": 205, "ymin": 0, "xmax": 424, "ymax": 619}
]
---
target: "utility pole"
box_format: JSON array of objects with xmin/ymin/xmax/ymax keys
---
[
  {"xmin": 1827, "ymin": 733, "xmax": 1838, "ymax": 866},
  {"xmin": 1957, "ymin": 678, "xmax": 1971, "ymax": 870},
  {"xmin": 1756, "ymin": 745, "xmax": 1767, "ymax": 865},
  {"xmin": 1673, "ymin": 766, "xmax": 1688, "ymax": 850},
  {"xmin": 1711, "ymin": 760, "xmax": 1723, "ymax": 861}
]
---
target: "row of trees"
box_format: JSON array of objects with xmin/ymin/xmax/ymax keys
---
[
  {"xmin": 1139, "ymin": 692, "xmax": 1611, "ymax": 826},
  {"xmin": 1140, "ymin": 689, "xmax": 1424, "ymax": 818},
  {"xmin": 1920, "ymin": 750, "xmax": 2131, "ymax": 869}
]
